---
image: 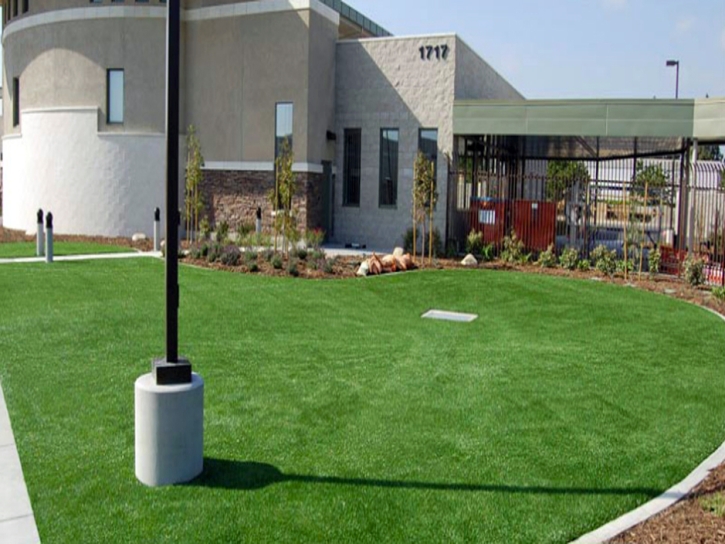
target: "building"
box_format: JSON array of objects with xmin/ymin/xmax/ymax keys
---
[{"xmin": 0, "ymin": 0, "xmax": 522, "ymax": 249}]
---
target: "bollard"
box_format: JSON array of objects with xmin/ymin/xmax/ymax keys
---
[
  {"xmin": 154, "ymin": 208, "xmax": 161, "ymax": 252},
  {"xmin": 36, "ymin": 209, "xmax": 45, "ymax": 257},
  {"xmin": 255, "ymin": 207, "xmax": 262, "ymax": 235},
  {"xmin": 45, "ymin": 212, "xmax": 54, "ymax": 263}
]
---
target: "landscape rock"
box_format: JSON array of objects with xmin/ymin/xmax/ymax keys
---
[
  {"xmin": 356, "ymin": 261, "xmax": 370, "ymax": 277},
  {"xmin": 461, "ymin": 254, "xmax": 478, "ymax": 267},
  {"xmin": 132, "ymin": 233, "xmax": 147, "ymax": 242},
  {"xmin": 392, "ymin": 247, "xmax": 405, "ymax": 258}
]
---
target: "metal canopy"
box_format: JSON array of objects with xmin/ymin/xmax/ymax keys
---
[{"xmin": 454, "ymin": 98, "xmax": 725, "ymax": 142}]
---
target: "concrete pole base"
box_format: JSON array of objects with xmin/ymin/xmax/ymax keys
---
[{"xmin": 135, "ymin": 372, "xmax": 204, "ymax": 487}]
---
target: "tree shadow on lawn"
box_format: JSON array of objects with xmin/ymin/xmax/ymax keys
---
[{"xmin": 188, "ymin": 458, "xmax": 669, "ymax": 498}]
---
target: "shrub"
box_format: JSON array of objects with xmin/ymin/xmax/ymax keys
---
[
  {"xmin": 480, "ymin": 244, "xmax": 494, "ymax": 263},
  {"xmin": 215, "ymin": 220, "xmax": 230, "ymax": 244},
  {"xmin": 648, "ymin": 248, "xmax": 661, "ymax": 277},
  {"xmin": 309, "ymin": 260, "xmax": 319, "ymax": 271},
  {"xmin": 404, "ymin": 227, "xmax": 443, "ymax": 257},
  {"xmin": 591, "ymin": 245, "xmax": 616, "ymax": 276},
  {"xmin": 287, "ymin": 260, "xmax": 300, "ymax": 277},
  {"xmin": 220, "ymin": 245, "xmax": 241, "ymax": 266},
  {"xmin": 310, "ymin": 249, "xmax": 326, "ymax": 261},
  {"xmin": 236, "ymin": 221, "xmax": 255, "ymax": 238},
  {"xmin": 248, "ymin": 262, "xmax": 259, "ymax": 273},
  {"xmin": 616, "ymin": 258, "xmax": 634, "ymax": 275},
  {"xmin": 466, "ymin": 230, "xmax": 484, "ymax": 256},
  {"xmin": 537, "ymin": 245, "xmax": 557, "ymax": 268},
  {"xmin": 323, "ymin": 258, "xmax": 335, "ymax": 274},
  {"xmin": 712, "ymin": 286, "xmax": 725, "ymax": 301},
  {"xmin": 271, "ymin": 254, "xmax": 283, "ymax": 270},
  {"xmin": 445, "ymin": 239, "xmax": 458, "ymax": 259},
  {"xmin": 263, "ymin": 249, "xmax": 276, "ymax": 262},
  {"xmin": 199, "ymin": 217, "xmax": 211, "ymax": 241},
  {"xmin": 207, "ymin": 243, "xmax": 222, "ymax": 263},
  {"xmin": 296, "ymin": 248, "xmax": 308, "ymax": 261},
  {"xmin": 683, "ymin": 256, "xmax": 704, "ymax": 287},
  {"xmin": 501, "ymin": 231, "xmax": 526, "ymax": 264},
  {"xmin": 577, "ymin": 259, "xmax": 591, "ymax": 272},
  {"xmin": 245, "ymin": 251, "xmax": 258, "ymax": 263},
  {"xmin": 305, "ymin": 228, "xmax": 325, "ymax": 249},
  {"xmin": 559, "ymin": 247, "xmax": 579, "ymax": 270}
]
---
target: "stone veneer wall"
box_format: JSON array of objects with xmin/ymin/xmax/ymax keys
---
[{"xmin": 200, "ymin": 170, "xmax": 324, "ymax": 234}]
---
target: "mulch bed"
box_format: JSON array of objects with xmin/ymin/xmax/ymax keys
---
[{"xmin": 3, "ymin": 225, "xmax": 725, "ymax": 539}]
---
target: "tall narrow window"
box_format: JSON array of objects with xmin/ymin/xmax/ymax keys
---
[
  {"xmin": 379, "ymin": 128, "xmax": 399, "ymax": 207},
  {"xmin": 418, "ymin": 128, "xmax": 438, "ymax": 181},
  {"xmin": 343, "ymin": 129, "xmax": 361, "ymax": 207},
  {"xmin": 12, "ymin": 78, "xmax": 20, "ymax": 127},
  {"xmin": 22, "ymin": 0, "xmax": 27, "ymax": 14},
  {"xmin": 12, "ymin": 0, "xmax": 17, "ymax": 17},
  {"xmin": 107, "ymin": 69, "xmax": 124, "ymax": 124},
  {"xmin": 275, "ymin": 102, "xmax": 293, "ymax": 160}
]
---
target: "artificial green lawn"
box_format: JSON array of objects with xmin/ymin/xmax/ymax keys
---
[
  {"xmin": 0, "ymin": 241, "xmax": 134, "ymax": 259},
  {"xmin": 0, "ymin": 259, "xmax": 723, "ymax": 543}
]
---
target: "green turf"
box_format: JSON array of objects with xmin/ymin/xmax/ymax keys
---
[
  {"xmin": 0, "ymin": 242, "xmax": 134, "ymax": 258},
  {"xmin": 0, "ymin": 260, "xmax": 723, "ymax": 543}
]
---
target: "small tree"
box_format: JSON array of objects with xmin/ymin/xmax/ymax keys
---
[
  {"xmin": 185, "ymin": 125, "xmax": 205, "ymax": 243},
  {"xmin": 545, "ymin": 161, "xmax": 590, "ymax": 202},
  {"xmin": 412, "ymin": 152, "xmax": 438, "ymax": 262},
  {"xmin": 270, "ymin": 138, "xmax": 297, "ymax": 257}
]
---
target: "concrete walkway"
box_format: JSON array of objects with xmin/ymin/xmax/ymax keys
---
[
  {"xmin": 0, "ymin": 383, "xmax": 40, "ymax": 544},
  {"xmin": 0, "ymin": 251, "xmax": 162, "ymax": 265}
]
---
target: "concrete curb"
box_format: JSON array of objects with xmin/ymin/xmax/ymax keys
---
[{"xmin": 570, "ymin": 305, "xmax": 725, "ymax": 544}]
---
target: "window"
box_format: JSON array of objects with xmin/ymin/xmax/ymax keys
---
[
  {"xmin": 275, "ymin": 102, "xmax": 293, "ymax": 160},
  {"xmin": 418, "ymin": 128, "xmax": 438, "ymax": 182},
  {"xmin": 13, "ymin": 0, "xmax": 17, "ymax": 17},
  {"xmin": 22, "ymin": 0, "xmax": 27, "ymax": 14},
  {"xmin": 107, "ymin": 69, "xmax": 124, "ymax": 124},
  {"xmin": 12, "ymin": 77, "xmax": 19, "ymax": 127},
  {"xmin": 343, "ymin": 129, "xmax": 361, "ymax": 207},
  {"xmin": 379, "ymin": 128, "xmax": 399, "ymax": 207}
]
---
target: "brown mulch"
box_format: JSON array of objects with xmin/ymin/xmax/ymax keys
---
[
  {"xmin": 610, "ymin": 463, "xmax": 725, "ymax": 543},
  {"xmin": 3, "ymin": 225, "xmax": 725, "ymax": 539}
]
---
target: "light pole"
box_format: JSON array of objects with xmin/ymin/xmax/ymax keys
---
[{"xmin": 666, "ymin": 59, "xmax": 679, "ymax": 99}]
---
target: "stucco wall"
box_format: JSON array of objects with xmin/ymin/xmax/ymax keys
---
[
  {"xmin": 334, "ymin": 35, "xmax": 456, "ymax": 250},
  {"xmin": 2, "ymin": 108, "xmax": 182, "ymax": 237},
  {"xmin": 3, "ymin": 16, "xmax": 167, "ymax": 136}
]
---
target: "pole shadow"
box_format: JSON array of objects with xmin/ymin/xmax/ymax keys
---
[{"xmin": 188, "ymin": 458, "xmax": 668, "ymax": 498}]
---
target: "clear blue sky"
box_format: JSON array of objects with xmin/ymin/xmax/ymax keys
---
[{"xmin": 348, "ymin": 0, "xmax": 725, "ymax": 100}]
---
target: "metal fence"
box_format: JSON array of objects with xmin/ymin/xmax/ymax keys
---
[{"xmin": 447, "ymin": 156, "xmax": 725, "ymax": 285}]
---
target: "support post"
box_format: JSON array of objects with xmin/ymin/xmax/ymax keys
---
[
  {"xmin": 154, "ymin": 208, "xmax": 161, "ymax": 253},
  {"xmin": 36, "ymin": 209, "xmax": 44, "ymax": 257},
  {"xmin": 45, "ymin": 212, "xmax": 53, "ymax": 264}
]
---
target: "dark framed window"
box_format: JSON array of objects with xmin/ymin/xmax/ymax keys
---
[
  {"xmin": 12, "ymin": 77, "xmax": 19, "ymax": 127},
  {"xmin": 107, "ymin": 69, "xmax": 124, "ymax": 124},
  {"xmin": 13, "ymin": 0, "xmax": 18, "ymax": 17},
  {"xmin": 22, "ymin": 0, "xmax": 27, "ymax": 14},
  {"xmin": 275, "ymin": 102, "xmax": 293, "ymax": 160},
  {"xmin": 343, "ymin": 129, "xmax": 361, "ymax": 207},
  {"xmin": 379, "ymin": 128, "xmax": 399, "ymax": 207},
  {"xmin": 418, "ymin": 128, "xmax": 438, "ymax": 181}
]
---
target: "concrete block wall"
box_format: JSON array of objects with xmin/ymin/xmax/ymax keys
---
[
  {"xmin": 454, "ymin": 37, "xmax": 524, "ymax": 101},
  {"xmin": 2, "ymin": 107, "xmax": 182, "ymax": 237},
  {"xmin": 334, "ymin": 35, "xmax": 457, "ymax": 251}
]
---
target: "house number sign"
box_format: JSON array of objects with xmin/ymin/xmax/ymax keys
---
[{"xmin": 419, "ymin": 45, "xmax": 450, "ymax": 61}]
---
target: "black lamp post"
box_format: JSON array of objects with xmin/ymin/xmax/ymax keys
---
[
  {"xmin": 666, "ymin": 59, "xmax": 679, "ymax": 99},
  {"xmin": 153, "ymin": 0, "xmax": 191, "ymax": 385}
]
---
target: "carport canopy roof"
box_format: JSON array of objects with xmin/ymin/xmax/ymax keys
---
[{"xmin": 453, "ymin": 98, "xmax": 725, "ymax": 160}]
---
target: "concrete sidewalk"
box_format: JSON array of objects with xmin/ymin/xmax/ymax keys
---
[
  {"xmin": 0, "ymin": 383, "xmax": 40, "ymax": 544},
  {"xmin": 0, "ymin": 251, "xmax": 162, "ymax": 265}
]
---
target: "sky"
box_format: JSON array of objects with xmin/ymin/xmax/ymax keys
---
[{"xmin": 347, "ymin": 0, "xmax": 725, "ymax": 100}]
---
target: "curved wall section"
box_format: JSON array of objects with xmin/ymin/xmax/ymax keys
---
[{"xmin": 2, "ymin": 108, "xmax": 168, "ymax": 237}]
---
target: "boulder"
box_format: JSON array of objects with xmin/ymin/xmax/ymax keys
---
[
  {"xmin": 356, "ymin": 261, "xmax": 370, "ymax": 277},
  {"xmin": 392, "ymin": 247, "xmax": 405, "ymax": 258},
  {"xmin": 132, "ymin": 233, "xmax": 147, "ymax": 242},
  {"xmin": 461, "ymin": 254, "xmax": 478, "ymax": 267}
]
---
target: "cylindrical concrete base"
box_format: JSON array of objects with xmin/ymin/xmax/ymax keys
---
[{"xmin": 135, "ymin": 372, "xmax": 204, "ymax": 487}]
